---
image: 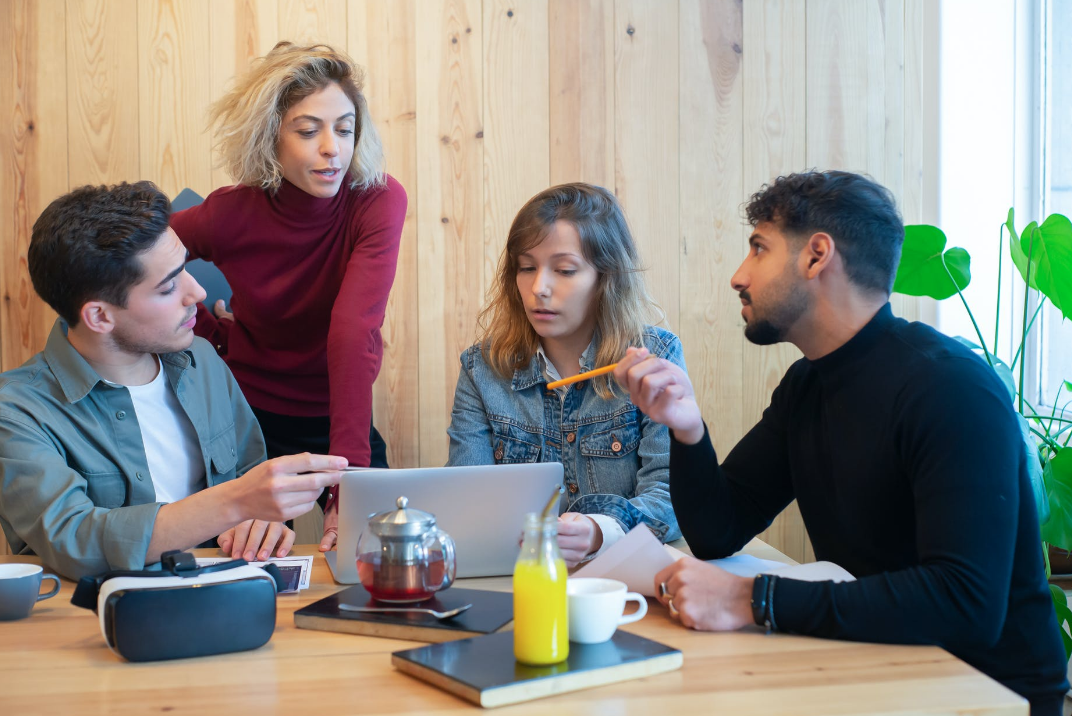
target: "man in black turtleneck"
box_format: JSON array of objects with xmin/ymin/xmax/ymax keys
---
[{"xmin": 614, "ymin": 171, "xmax": 1068, "ymax": 715}]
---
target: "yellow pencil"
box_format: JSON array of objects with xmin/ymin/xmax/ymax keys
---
[{"xmin": 546, "ymin": 363, "xmax": 618, "ymax": 390}]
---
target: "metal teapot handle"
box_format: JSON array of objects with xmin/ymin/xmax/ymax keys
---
[{"xmin": 421, "ymin": 527, "xmax": 456, "ymax": 592}]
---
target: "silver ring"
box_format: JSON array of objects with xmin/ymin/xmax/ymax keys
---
[
  {"xmin": 668, "ymin": 598, "xmax": 679, "ymax": 617},
  {"xmin": 659, "ymin": 581, "xmax": 670, "ymax": 599}
]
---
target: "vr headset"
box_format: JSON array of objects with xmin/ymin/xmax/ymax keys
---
[{"xmin": 72, "ymin": 550, "xmax": 284, "ymax": 662}]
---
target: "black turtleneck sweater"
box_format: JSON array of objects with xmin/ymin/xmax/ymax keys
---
[{"xmin": 671, "ymin": 304, "xmax": 1068, "ymax": 713}]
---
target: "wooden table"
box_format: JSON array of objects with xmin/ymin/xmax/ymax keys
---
[{"xmin": 0, "ymin": 541, "xmax": 1026, "ymax": 715}]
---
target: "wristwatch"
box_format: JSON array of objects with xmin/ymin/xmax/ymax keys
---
[
  {"xmin": 751, "ymin": 574, "xmax": 769, "ymax": 626},
  {"xmin": 751, "ymin": 573, "xmax": 779, "ymax": 633}
]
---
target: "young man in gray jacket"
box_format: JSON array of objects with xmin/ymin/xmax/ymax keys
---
[{"xmin": 0, "ymin": 182, "xmax": 344, "ymax": 580}]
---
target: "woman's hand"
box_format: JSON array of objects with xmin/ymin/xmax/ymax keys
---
[
  {"xmin": 213, "ymin": 299, "xmax": 234, "ymax": 322},
  {"xmin": 320, "ymin": 501, "xmax": 339, "ymax": 552},
  {"xmin": 557, "ymin": 512, "xmax": 604, "ymax": 567}
]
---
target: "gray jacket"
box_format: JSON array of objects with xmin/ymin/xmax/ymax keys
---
[{"xmin": 0, "ymin": 320, "xmax": 266, "ymax": 579}]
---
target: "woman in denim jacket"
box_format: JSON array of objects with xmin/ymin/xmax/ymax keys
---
[{"xmin": 447, "ymin": 183, "xmax": 685, "ymax": 566}]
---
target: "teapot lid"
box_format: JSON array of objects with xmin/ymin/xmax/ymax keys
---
[{"xmin": 367, "ymin": 496, "xmax": 437, "ymax": 537}]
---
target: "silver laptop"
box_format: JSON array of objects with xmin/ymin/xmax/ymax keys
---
[{"xmin": 324, "ymin": 463, "xmax": 564, "ymax": 582}]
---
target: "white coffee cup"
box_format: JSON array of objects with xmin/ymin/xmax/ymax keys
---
[{"xmin": 566, "ymin": 577, "xmax": 647, "ymax": 644}]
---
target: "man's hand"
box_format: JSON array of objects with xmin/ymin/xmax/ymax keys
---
[
  {"xmin": 231, "ymin": 453, "xmax": 345, "ymax": 523},
  {"xmin": 613, "ymin": 347, "xmax": 704, "ymax": 445},
  {"xmin": 213, "ymin": 299, "xmax": 234, "ymax": 322},
  {"xmin": 653, "ymin": 556, "xmax": 754, "ymax": 631},
  {"xmin": 320, "ymin": 502, "xmax": 339, "ymax": 552},
  {"xmin": 219, "ymin": 519, "xmax": 296, "ymax": 561},
  {"xmin": 557, "ymin": 512, "xmax": 603, "ymax": 567}
]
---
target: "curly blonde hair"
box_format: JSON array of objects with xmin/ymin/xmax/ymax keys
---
[
  {"xmin": 208, "ymin": 41, "xmax": 385, "ymax": 192},
  {"xmin": 478, "ymin": 183, "xmax": 662, "ymax": 399}
]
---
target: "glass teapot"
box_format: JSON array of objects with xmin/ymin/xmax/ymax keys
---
[{"xmin": 356, "ymin": 496, "xmax": 457, "ymax": 603}]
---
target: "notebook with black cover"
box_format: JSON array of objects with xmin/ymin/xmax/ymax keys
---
[
  {"xmin": 391, "ymin": 630, "xmax": 683, "ymax": 707},
  {"xmin": 294, "ymin": 584, "xmax": 514, "ymax": 643}
]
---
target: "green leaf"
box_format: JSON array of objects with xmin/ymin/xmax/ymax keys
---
[
  {"xmin": 1009, "ymin": 216, "xmax": 1039, "ymax": 289},
  {"xmin": 1049, "ymin": 584, "xmax": 1072, "ymax": 660},
  {"xmin": 1041, "ymin": 449, "xmax": 1072, "ymax": 549},
  {"xmin": 1023, "ymin": 414, "xmax": 1051, "ymax": 526},
  {"xmin": 893, "ymin": 225, "xmax": 972, "ymax": 300},
  {"xmin": 1030, "ymin": 214, "xmax": 1072, "ymax": 322}
]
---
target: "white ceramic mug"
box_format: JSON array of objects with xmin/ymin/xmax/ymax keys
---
[
  {"xmin": 566, "ymin": 577, "xmax": 647, "ymax": 644},
  {"xmin": 0, "ymin": 564, "xmax": 60, "ymax": 621}
]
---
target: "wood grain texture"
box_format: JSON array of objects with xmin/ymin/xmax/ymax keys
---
[
  {"xmin": 0, "ymin": 0, "xmax": 65, "ymax": 377},
  {"xmin": 66, "ymin": 0, "xmax": 139, "ymax": 188},
  {"xmin": 806, "ymin": 0, "xmax": 884, "ymax": 176},
  {"xmin": 805, "ymin": 0, "xmax": 921, "ymax": 325},
  {"xmin": 0, "ymin": 544, "xmax": 1028, "ymax": 716},
  {"xmin": 614, "ymin": 0, "xmax": 680, "ymax": 330},
  {"xmin": 742, "ymin": 0, "xmax": 809, "ymax": 563},
  {"xmin": 900, "ymin": 0, "xmax": 937, "ymax": 326},
  {"xmin": 415, "ymin": 0, "xmax": 483, "ymax": 467},
  {"xmin": 548, "ymin": 0, "xmax": 614, "ymax": 187},
  {"xmin": 482, "ymin": 0, "xmax": 550, "ymax": 280},
  {"xmin": 137, "ymin": 0, "xmax": 212, "ymax": 198},
  {"xmin": 678, "ymin": 0, "xmax": 744, "ymax": 461},
  {"xmin": 350, "ymin": 0, "xmax": 421, "ymax": 469},
  {"xmin": 278, "ymin": 0, "xmax": 346, "ymax": 48},
  {"xmin": 208, "ymin": 0, "xmax": 279, "ymax": 189},
  {"xmin": 0, "ymin": 0, "xmax": 938, "ymax": 562}
]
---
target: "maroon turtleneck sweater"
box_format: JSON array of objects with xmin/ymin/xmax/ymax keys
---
[{"xmin": 170, "ymin": 175, "xmax": 407, "ymax": 467}]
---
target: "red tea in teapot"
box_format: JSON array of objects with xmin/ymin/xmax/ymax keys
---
[{"xmin": 357, "ymin": 550, "xmax": 448, "ymax": 603}]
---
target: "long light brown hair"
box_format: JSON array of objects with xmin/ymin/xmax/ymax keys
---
[
  {"xmin": 208, "ymin": 42, "xmax": 385, "ymax": 192},
  {"xmin": 478, "ymin": 183, "xmax": 661, "ymax": 399}
]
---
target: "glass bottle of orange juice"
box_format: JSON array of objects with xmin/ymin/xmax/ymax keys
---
[{"xmin": 513, "ymin": 513, "xmax": 569, "ymax": 665}]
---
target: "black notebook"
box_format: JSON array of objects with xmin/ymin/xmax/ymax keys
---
[
  {"xmin": 293, "ymin": 584, "xmax": 514, "ymax": 643},
  {"xmin": 392, "ymin": 630, "xmax": 683, "ymax": 708}
]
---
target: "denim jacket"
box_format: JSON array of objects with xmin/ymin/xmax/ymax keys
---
[{"xmin": 446, "ymin": 326, "xmax": 684, "ymax": 542}]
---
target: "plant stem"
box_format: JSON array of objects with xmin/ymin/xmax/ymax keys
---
[
  {"xmin": 995, "ymin": 222, "xmax": 1004, "ymax": 356},
  {"xmin": 941, "ymin": 256, "xmax": 992, "ymax": 367},
  {"xmin": 1019, "ymin": 225, "xmax": 1038, "ymax": 415},
  {"xmin": 1011, "ymin": 298, "xmax": 1047, "ymax": 370},
  {"xmin": 1024, "ymin": 414, "xmax": 1072, "ymax": 424},
  {"xmin": 1049, "ymin": 384, "xmax": 1065, "ymax": 435},
  {"xmin": 1029, "ymin": 426, "xmax": 1061, "ymax": 451}
]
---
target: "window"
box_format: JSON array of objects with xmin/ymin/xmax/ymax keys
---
[
  {"xmin": 1037, "ymin": 0, "xmax": 1072, "ymax": 409},
  {"xmin": 937, "ymin": 0, "xmax": 1070, "ymax": 414}
]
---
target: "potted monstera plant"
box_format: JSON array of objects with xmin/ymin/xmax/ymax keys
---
[{"xmin": 893, "ymin": 210, "xmax": 1072, "ymax": 659}]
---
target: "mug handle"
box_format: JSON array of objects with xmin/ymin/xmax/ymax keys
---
[
  {"xmin": 618, "ymin": 592, "xmax": 648, "ymax": 625},
  {"xmin": 37, "ymin": 574, "xmax": 60, "ymax": 601}
]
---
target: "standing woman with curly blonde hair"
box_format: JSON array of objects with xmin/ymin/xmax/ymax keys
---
[{"xmin": 171, "ymin": 42, "xmax": 406, "ymax": 557}]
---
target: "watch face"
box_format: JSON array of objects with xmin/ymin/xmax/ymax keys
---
[{"xmin": 750, "ymin": 575, "xmax": 768, "ymax": 625}]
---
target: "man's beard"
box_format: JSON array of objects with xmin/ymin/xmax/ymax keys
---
[{"xmin": 741, "ymin": 272, "xmax": 809, "ymax": 346}]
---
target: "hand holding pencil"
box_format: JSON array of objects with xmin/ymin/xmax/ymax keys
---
[{"xmin": 611, "ymin": 347, "xmax": 705, "ymax": 446}]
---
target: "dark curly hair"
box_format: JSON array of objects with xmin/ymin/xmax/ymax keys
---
[
  {"xmin": 744, "ymin": 171, "xmax": 904, "ymax": 293},
  {"xmin": 28, "ymin": 182, "xmax": 172, "ymax": 326}
]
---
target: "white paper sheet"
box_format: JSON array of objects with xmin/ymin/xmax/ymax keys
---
[
  {"xmin": 572, "ymin": 525, "xmax": 680, "ymax": 596},
  {"xmin": 710, "ymin": 554, "xmax": 855, "ymax": 582},
  {"xmin": 573, "ymin": 525, "xmax": 855, "ymax": 597}
]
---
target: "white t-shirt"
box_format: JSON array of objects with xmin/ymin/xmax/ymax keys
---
[{"xmin": 120, "ymin": 358, "xmax": 206, "ymax": 503}]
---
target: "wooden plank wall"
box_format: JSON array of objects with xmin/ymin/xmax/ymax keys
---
[{"xmin": 0, "ymin": 0, "xmax": 933, "ymax": 561}]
